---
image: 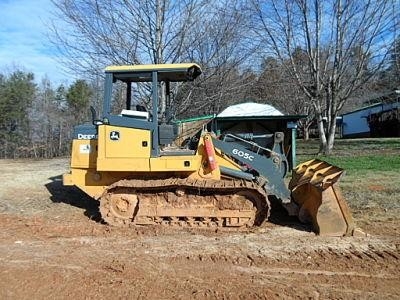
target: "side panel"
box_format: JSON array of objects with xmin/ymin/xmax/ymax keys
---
[
  {"xmin": 100, "ymin": 125, "xmax": 151, "ymax": 158},
  {"xmin": 150, "ymin": 156, "xmax": 200, "ymax": 171},
  {"xmin": 97, "ymin": 125, "xmax": 152, "ymax": 171},
  {"xmin": 71, "ymin": 139, "xmax": 98, "ymax": 169}
]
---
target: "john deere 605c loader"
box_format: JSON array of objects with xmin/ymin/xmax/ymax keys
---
[{"xmin": 63, "ymin": 63, "xmax": 356, "ymax": 236}]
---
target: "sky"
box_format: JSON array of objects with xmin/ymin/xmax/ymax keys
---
[{"xmin": 0, "ymin": 0, "xmax": 69, "ymax": 84}]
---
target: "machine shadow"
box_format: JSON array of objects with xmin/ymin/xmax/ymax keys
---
[
  {"xmin": 267, "ymin": 197, "xmax": 313, "ymax": 233},
  {"xmin": 45, "ymin": 175, "xmax": 102, "ymax": 222}
]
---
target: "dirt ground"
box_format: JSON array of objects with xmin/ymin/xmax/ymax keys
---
[{"xmin": 0, "ymin": 159, "xmax": 399, "ymax": 299}]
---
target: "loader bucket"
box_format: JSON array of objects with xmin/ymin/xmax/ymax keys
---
[{"xmin": 289, "ymin": 159, "xmax": 356, "ymax": 236}]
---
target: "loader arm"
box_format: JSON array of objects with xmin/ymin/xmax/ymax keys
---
[
  {"xmin": 210, "ymin": 134, "xmax": 358, "ymax": 237},
  {"xmin": 211, "ymin": 135, "xmax": 291, "ymax": 203}
]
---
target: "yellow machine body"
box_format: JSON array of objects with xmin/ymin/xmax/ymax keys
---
[
  {"xmin": 63, "ymin": 126, "xmax": 225, "ymax": 199},
  {"xmin": 63, "ymin": 63, "xmax": 358, "ymax": 236}
]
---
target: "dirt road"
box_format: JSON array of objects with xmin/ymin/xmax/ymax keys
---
[{"xmin": 0, "ymin": 159, "xmax": 398, "ymax": 299}]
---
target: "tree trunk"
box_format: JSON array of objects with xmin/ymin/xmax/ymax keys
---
[
  {"xmin": 325, "ymin": 113, "xmax": 338, "ymax": 155},
  {"xmin": 303, "ymin": 120, "xmax": 313, "ymax": 141},
  {"xmin": 58, "ymin": 121, "xmax": 62, "ymax": 156},
  {"xmin": 155, "ymin": 0, "xmax": 166, "ymax": 120},
  {"xmin": 303, "ymin": 127, "xmax": 309, "ymax": 141},
  {"xmin": 33, "ymin": 143, "xmax": 37, "ymax": 159},
  {"xmin": 316, "ymin": 113, "xmax": 327, "ymax": 154}
]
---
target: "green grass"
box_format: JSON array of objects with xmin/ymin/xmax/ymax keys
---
[
  {"xmin": 295, "ymin": 138, "xmax": 400, "ymax": 228},
  {"xmin": 308, "ymin": 155, "xmax": 400, "ymax": 172},
  {"xmin": 296, "ymin": 137, "xmax": 400, "ymax": 172}
]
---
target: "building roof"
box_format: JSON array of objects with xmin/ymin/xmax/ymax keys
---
[
  {"xmin": 342, "ymin": 90, "xmax": 400, "ymax": 116},
  {"xmin": 217, "ymin": 102, "xmax": 284, "ymax": 118},
  {"xmin": 341, "ymin": 103, "xmax": 384, "ymax": 116}
]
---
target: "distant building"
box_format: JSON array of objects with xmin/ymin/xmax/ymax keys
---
[{"xmin": 341, "ymin": 91, "xmax": 400, "ymax": 138}]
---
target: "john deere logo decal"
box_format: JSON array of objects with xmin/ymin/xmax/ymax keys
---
[{"xmin": 110, "ymin": 131, "xmax": 120, "ymax": 141}]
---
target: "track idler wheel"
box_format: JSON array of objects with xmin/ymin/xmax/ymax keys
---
[
  {"xmin": 289, "ymin": 159, "xmax": 357, "ymax": 236},
  {"xmin": 100, "ymin": 190, "xmax": 138, "ymax": 226}
]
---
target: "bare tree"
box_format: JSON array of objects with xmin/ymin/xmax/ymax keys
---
[
  {"xmin": 252, "ymin": 55, "xmax": 315, "ymax": 139},
  {"xmin": 49, "ymin": 0, "xmax": 252, "ymax": 118},
  {"xmin": 250, "ymin": 0, "xmax": 398, "ymax": 154}
]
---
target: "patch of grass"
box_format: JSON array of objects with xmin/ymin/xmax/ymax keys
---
[
  {"xmin": 301, "ymin": 155, "xmax": 400, "ymax": 172},
  {"xmin": 297, "ymin": 137, "xmax": 400, "ymax": 157},
  {"xmin": 295, "ymin": 138, "xmax": 400, "ymax": 224},
  {"xmin": 297, "ymin": 137, "xmax": 400, "ymax": 171}
]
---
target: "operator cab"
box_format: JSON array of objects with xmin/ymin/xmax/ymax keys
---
[
  {"xmin": 103, "ymin": 63, "xmax": 201, "ymax": 118},
  {"xmin": 100, "ymin": 63, "xmax": 202, "ymax": 156}
]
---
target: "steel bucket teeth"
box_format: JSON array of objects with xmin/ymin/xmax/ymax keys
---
[{"xmin": 290, "ymin": 159, "xmax": 356, "ymax": 236}]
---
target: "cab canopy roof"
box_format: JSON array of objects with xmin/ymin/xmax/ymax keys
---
[{"xmin": 105, "ymin": 63, "xmax": 202, "ymax": 82}]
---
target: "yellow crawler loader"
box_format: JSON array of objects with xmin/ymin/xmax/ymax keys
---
[{"xmin": 63, "ymin": 63, "xmax": 356, "ymax": 236}]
